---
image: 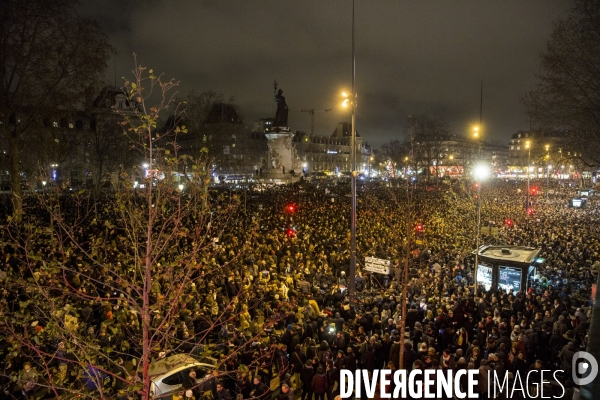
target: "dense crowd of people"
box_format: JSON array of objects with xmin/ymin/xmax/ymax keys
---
[{"xmin": 0, "ymin": 178, "xmax": 598, "ymax": 400}]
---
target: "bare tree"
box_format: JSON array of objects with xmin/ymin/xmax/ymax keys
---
[
  {"xmin": 522, "ymin": 0, "xmax": 600, "ymax": 166},
  {"xmin": 0, "ymin": 0, "xmax": 113, "ymax": 221},
  {"xmin": 407, "ymin": 115, "xmax": 450, "ymax": 185},
  {"xmin": 0, "ymin": 58, "xmax": 284, "ymax": 400}
]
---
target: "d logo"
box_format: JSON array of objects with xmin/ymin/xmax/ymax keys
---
[{"xmin": 572, "ymin": 351, "xmax": 598, "ymax": 386}]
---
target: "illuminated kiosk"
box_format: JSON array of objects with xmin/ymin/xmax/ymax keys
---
[{"xmin": 474, "ymin": 245, "xmax": 543, "ymax": 293}]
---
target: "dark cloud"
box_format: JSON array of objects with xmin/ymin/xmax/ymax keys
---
[{"xmin": 80, "ymin": 0, "xmax": 572, "ymax": 147}]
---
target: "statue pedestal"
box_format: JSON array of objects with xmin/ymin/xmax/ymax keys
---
[{"xmin": 262, "ymin": 127, "xmax": 300, "ymax": 183}]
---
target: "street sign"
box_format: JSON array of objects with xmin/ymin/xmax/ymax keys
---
[{"xmin": 364, "ymin": 256, "xmax": 391, "ymax": 274}]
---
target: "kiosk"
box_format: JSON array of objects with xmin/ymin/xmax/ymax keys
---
[
  {"xmin": 570, "ymin": 198, "xmax": 587, "ymax": 208},
  {"xmin": 474, "ymin": 245, "xmax": 543, "ymax": 293}
]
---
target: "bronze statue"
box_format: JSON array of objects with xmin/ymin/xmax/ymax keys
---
[{"xmin": 273, "ymin": 80, "xmax": 288, "ymax": 127}]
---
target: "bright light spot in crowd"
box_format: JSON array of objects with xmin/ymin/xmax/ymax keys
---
[{"xmin": 473, "ymin": 164, "xmax": 490, "ymax": 180}]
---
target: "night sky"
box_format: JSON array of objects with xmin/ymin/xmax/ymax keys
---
[{"xmin": 80, "ymin": 0, "xmax": 572, "ymax": 148}]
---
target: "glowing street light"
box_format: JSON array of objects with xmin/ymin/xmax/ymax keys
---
[{"xmin": 473, "ymin": 163, "xmax": 490, "ymax": 180}]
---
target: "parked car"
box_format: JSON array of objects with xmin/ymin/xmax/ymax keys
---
[{"xmin": 149, "ymin": 354, "xmax": 217, "ymax": 399}]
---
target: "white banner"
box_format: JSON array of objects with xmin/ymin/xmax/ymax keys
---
[{"xmin": 364, "ymin": 257, "xmax": 390, "ymax": 274}]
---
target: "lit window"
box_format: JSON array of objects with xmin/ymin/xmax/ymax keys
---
[
  {"xmin": 53, "ymin": 121, "xmax": 58, "ymax": 128},
  {"xmin": 517, "ymin": 146, "xmax": 520, "ymax": 150}
]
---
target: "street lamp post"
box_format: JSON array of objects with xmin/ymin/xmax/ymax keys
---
[
  {"xmin": 341, "ymin": 90, "xmax": 357, "ymax": 298},
  {"xmin": 546, "ymin": 145, "xmax": 550, "ymax": 200},
  {"xmin": 473, "ymin": 164, "xmax": 489, "ymax": 296},
  {"xmin": 341, "ymin": 0, "xmax": 357, "ymax": 302},
  {"xmin": 525, "ymin": 141, "xmax": 531, "ymax": 209}
]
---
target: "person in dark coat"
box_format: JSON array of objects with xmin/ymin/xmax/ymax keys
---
[
  {"xmin": 334, "ymin": 350, "xmax": 345, "ymax": 370},
  {"xmin": 250, "ymin": 376, "xmax": 270, "ymax": 400},
  {"xmin": 311, "ymin": 366, "xmax": 328, "ymax": 400},
  {"xmin": 403, "ymin": 343, "xmax": 416, "ymax": 372},
  {"xmin": 406, "ymin": 306, "xmax": 419, "ymax": 335},
  {"xmin": 326, "ymin": 360, "xmax": 339, "ymax": 400},
  {"xmin": 182, "ymin": 369, "xmax": 201, "ymax": 399},
  {"xmin": 236, "ymin": 371, "xmax": 252, "ymax": 399},
  {"xmin": 278, "ymin": 383, "xmax": 295, "ymax": 400},
  {"xmin": 512, "ymin": 351, "xmax": 528, "ymax": 378},
  {"xmin": 300, "ymin": 361, "xmax": 315, "ymax": 400},
  {"xmin": 362, "ymin": 345, "xmax": 376, "ymax": 373},
  {"xmin": 389, "ymin": 337, "xmax": 401, "ymax": 370},
  {"xmin": 281, "ymin": 325, "xmax": 294, "ymax": 351},
  {"xmin": 215, "ymin": 382, "xmax": 232, "ymax": 400},
  {"xmin": 290, "ymin": 344, "xmax": 306, "ymax": 391},
  {"xmin": 344, "ymin": 347, "xmax": 357, "ymax": 371}
]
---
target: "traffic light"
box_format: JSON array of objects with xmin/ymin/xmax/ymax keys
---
[
  {"xmin": 416, "ymin": 224, "xmax": 424, "ymax": 232},
  {"xmin": 530, "ymin": 186, "xmax": 538, "ymax": 195},
  {"xmin": 527, "ymin": 208, "xmax": 534, "ymax": 216},
  {"xmin": 285, "ymin": 204, "xmax": 296, "ymax": 213},
  {"xmin": 505, "ymin": 219, "xmax": 513, "ymax": 227},
  {"xmin": 286, "ymin": 227, "xmax": 295, "ymax": 237}
]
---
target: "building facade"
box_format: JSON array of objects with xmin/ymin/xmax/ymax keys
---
[
  {"xmin": 0, "ymin": 85, "xmax": 136, "ymax": 190},
  {"xmin": 292, "ymin": 122, "xmax": 371, "ymax": 175}
]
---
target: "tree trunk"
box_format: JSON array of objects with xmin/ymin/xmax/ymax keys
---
[
  {"xmin": 141, "ymin": 135, "xmax": 154, "ymax": 400},
  {"xmin": 94, "ymin": 158, "xmax": 104, "ymax": 197},
  {"xmin": 8, "ymin": 127, "xmax": 23, "ymax": 222},
  {"xmin": 399, "ymin": 180, "xmax": 411, "ymax": 369}
]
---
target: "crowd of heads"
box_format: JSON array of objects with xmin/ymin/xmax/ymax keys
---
[{"xmin": 0, "ymin": 178, "xmax": 598, "ymax": 399}]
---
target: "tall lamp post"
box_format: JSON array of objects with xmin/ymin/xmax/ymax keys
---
[
  {"xmin": 342, "ymin": 0, "xmax": 357, "ymax": 301},
  {"xmin": 545, "ymin": 144, "xmax": 550, "ymax": 199},
  {"xmin": 525, "ymin": 141, "xmax": 531, "ymax": 209},
  {"xmin": 473, "ymin": 164, "xmax": 490, "ymax": 296}
]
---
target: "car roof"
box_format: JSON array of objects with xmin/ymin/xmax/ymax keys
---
[{"xmin": 148, "ymin": 354, "xmax": 216, "ymax": 378}]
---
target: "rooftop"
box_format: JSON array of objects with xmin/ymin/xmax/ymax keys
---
[{"xmin": 475, "ymin": 245, "xmax": 541, "ymax": 264}]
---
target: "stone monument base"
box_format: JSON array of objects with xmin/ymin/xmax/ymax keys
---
[
  {"xmin": 264, "ymin": 126, "xmax": 300, "ymax": 182},
  {"xmin": 259, "ymin": 169, "xmax": 302, "ymax": 184}
]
